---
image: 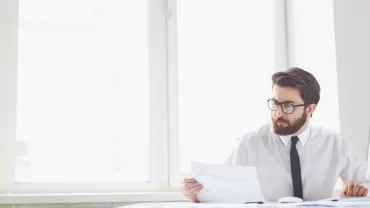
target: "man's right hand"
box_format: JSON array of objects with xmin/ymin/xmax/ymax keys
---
[{"xmin": 181, "ymin": 178, "xmax": 203, "ymax": 202}]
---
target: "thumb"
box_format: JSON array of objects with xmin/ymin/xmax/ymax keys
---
[
  {"xmin": 193, "ymin": 195, "xmax": 200, "ymax": 203},
  {"xmin": 341, "ymin": 184, "xmax": 349, "ymax": 197}
]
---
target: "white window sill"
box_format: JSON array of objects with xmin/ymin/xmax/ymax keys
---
[
  {"xmin": 0, "ymin": 192, "xmax": 187, "ymax": 205},
  {"xmin": 0, "ymin": 189, "xmax": 345, "ymax": 205}
]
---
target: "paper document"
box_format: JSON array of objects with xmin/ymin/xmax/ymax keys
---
[
  {"xmin": 260, "ymin": 198, "xmax": 370, "ymax": 207},
  {"xmin": 297, "ymin": 197, "xmax": 370, "ymax": 207},
  {"xmin": 191, "ymin": 161, "xmax": 265, "ymax": 204}
]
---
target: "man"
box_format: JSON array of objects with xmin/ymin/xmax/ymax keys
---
[{"xmin": 181, "ymin": 67, "xmax": 368, "ymax": 202}]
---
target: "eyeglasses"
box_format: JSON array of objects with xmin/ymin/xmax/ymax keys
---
[{"xmin": 267, "ymin": 99, "xmax": 306, "ymax": 114}]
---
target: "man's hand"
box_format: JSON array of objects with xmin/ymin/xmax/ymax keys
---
[
  {"xmin": 340, "ymin": 181, "xmax": 368, "ymax": 197},
  {"xmin": 181, "ymin": 178, "xmax": 203, "ymax": 202}
]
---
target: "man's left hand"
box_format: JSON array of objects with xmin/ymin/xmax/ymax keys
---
[{"xmin": 340, "ymin": 181, "xmax": 368, "ymax": 197}]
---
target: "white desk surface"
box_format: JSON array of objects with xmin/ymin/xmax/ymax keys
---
[
  {"xmin": 120, "ymin": 202, "xmax": 257, "ymax": 208},
  {"xmin": 118, "ymin": 201, "xmax": 370, "ymax": 208}
]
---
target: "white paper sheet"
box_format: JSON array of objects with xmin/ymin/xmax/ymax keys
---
[
  {"xmin": 260, "ymin": 198, "xmax": 370, "ymax": 207},
  {"xmin": 296, "ymin": 198, "xmax": 370, "ymax": 207},
  {"xmin": 191, "ymin": 161, "xmax": 265, "ymax": 204}
]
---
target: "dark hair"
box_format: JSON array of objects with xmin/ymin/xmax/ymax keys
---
[{"xmin": 272, "ymin": 67, "xmax": 320, "ymax": 105}]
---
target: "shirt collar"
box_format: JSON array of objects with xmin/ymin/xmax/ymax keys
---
[{"xmin": 278, "ymin": 125, "xmax": 311, "ymax": 147}]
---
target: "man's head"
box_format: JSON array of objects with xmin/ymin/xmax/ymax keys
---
[{"xmin": 269, "ymin": 67, "xmax": 320, "ymax": 135}]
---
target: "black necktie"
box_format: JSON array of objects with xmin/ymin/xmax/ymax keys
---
[{"xmin": 290, "ymin": 136, "xmax": 303, "ymax": 199}]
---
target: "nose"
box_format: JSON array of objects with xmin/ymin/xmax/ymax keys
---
[{"xmin": 275, "ymin": 105, "xmax": 285, "ymax": 117}]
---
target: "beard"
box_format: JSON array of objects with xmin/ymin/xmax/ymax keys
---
[{"xmin": 273, "ymin": 111, "xmax": 307, "ymax": 136}]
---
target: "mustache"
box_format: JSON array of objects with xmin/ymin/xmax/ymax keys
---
[{"xmin": 275, "ymin": 118, "xmax": 289, "ymax": 123}]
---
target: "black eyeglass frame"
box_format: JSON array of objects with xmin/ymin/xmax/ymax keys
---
[{"xmin": 267, "ymin": 98, "xmax": 306, "ymax": 114}]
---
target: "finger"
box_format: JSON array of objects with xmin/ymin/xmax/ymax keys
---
[
  {"xmin": 184, "ymin": 186, "xmax": 202, "ymax": 200},
  {"xmin": 190, "ymin": 194, "xmax": 200, "ymax": 203},
  {"xmin": 184, "ymin": 183, "xmax": 202, "ymax": 193},
  {"xmin": 340, "ymin": 191, "xmax": 346, "ymax": 197},
  {"xmin": 343, "ymin": 185, "xmax": 348, "ymax": 196},
  {"xmin": 357, "ymin": 186, "xmax": 365, "ymax": 196},
  {"xmin": 186, "ymin": 186, "xmax": 203, "ymax": 198},
  {"xmin": 353, "ymin": 182, "xmax": 360, "ymax": 196},
  {"xmin": 185, "ymin": 182, "xmax": 201, "ymax": 189},
  {"xmin": 184, "ymin": 178, "xmax": 197, "ymax": 183},
  {"xmin": 181, "ymin": 184, "xmax": 191, "ymax": 193},
  {"xmin": 363, "ymin": 189, "xmax": 368, "ymax": 197},
  {"xmin": 187, "ymin": 184, "xmax": 203, "ymax": 193},
  {"xmin": 185, "ymin": 192, "xmax": 197, "ymax": 202},
  {"xmin": 181, "ymin": 185, "xmax": 191, "ymax": 197},
  {"xmin": 347, "ymin": 181, "xmax": 354, "ymax": 196},
  {"xmin": 183, "ymin": 189, "xmax": 194, "ymax": 198},
  {"xmin": 184, "ymin": 191, "xmax": 194, "ymax": 198}
]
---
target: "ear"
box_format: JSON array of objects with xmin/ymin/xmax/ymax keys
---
[{"xmin": 306, "ymin": 104, "xmax": 317, "ymax": 117}]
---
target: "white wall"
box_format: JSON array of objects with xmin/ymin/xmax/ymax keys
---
[
  {"xmin": 333, "ymin": 0, "xmax": 370, "ymax": 164},
  {"xmin": 0, "ymin": 0, "xmax": 18, "ymax": 193}
]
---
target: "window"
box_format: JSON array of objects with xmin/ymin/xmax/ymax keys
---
[
  {"xmin": 168, "ymin": 0, "xmax": 280, "ymax": 183},
  {"xmin": 176, "ymin": 0, "xmax": 276, "ymax": 173},
  {"xmin": 15, "ymin": 0, "xmax": 150, "ymax": 183},
  {"xmin": 0, "ymin": 0, "xmax": 285, "ymax": 192}
]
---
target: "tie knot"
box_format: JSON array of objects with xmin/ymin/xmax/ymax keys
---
[{"xmin": 291, "ymin": 136, "xmax": 299, "ymax": 145}]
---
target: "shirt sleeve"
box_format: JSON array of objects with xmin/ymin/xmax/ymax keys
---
[
  {"xmin": 224, "ymin": 135, "xmax": 249, "ymax": 166},
  {"xmin": 339, "ymin": 138, "xmax": 367, "ymax": 184}
]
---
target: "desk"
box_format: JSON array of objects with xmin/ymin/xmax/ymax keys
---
[
  {"xmin": 120, "ymin": 202, "xmax": 257, "ymax": 208},
  {"xmin": 118, "ymin": 201, "xmax": 370, "ymax": 208}
]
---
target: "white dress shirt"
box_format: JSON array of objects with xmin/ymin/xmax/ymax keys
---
[{"xmin": 225, "ymin": 124, "xmax": 367, "ymax": 201}]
